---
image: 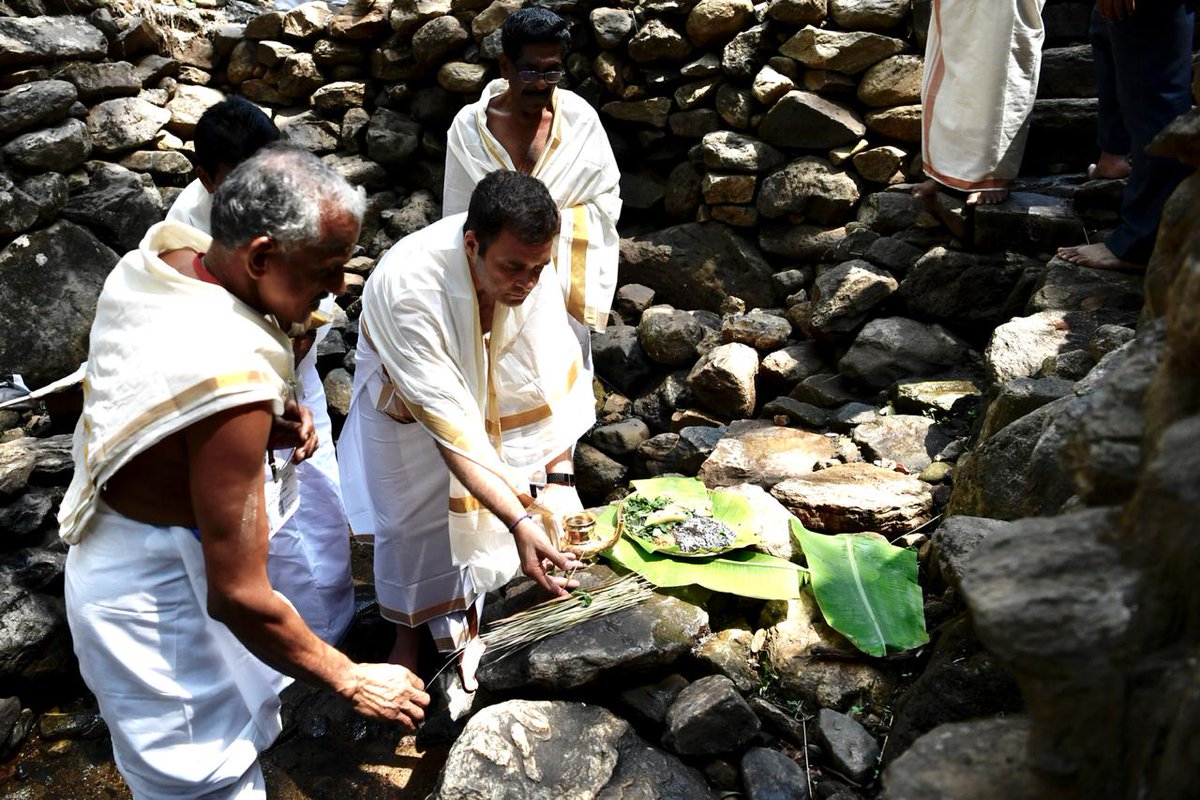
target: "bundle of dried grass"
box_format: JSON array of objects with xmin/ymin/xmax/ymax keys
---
[{"xmin": 476, "ymin": 573, "xmax": 655, "ymax": 661}]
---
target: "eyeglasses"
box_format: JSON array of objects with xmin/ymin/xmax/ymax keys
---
[{"xmin": 516, "ymin": 68, "xmax": 564, "ymax": 84}]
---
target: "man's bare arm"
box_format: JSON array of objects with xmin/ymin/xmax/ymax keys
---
[
  {"xmin": 436, "ymin": 443, "xmax": 582, "ymax": 595},
  {"xmin": 185, "ymin": 403, "xmax": 429, "ymax": 725}
]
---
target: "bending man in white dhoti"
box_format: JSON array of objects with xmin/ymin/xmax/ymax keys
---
[
  {"xmin": 62, "ymin": 146, "xmax": 428, "ymax": 800},
  {"xmin": 914, "ymin": 0, "xmax": 1047, "ymax": 217},
  {"xmin": 338, "ymin": 172, "xmax": 588, "ymax": 690},
  {"xmin": 168, "ymin": 96, "xmax": 355, "ymax": 644},
  {"xmin": 443, "ymin": 6, "xmax": 621, "ymax": 343}
]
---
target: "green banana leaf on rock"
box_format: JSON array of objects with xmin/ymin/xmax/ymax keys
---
[{"xmin": 594, "ymin": 477, "xmax": 928, "ymax": 657}]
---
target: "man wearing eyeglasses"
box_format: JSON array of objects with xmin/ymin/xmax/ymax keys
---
[{"xmin": 442, "ymin": 6, "xmax": 622, "ymax": 344}]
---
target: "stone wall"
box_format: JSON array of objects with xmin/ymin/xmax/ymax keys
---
[{"xmin": 0, "ymin": 0, "xmax": 1105, "ymax": 390}]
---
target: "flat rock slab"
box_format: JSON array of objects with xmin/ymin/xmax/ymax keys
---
[
  {"xmin": 477, "ymin": 566, "xmax": 708, "ymax": 691},
  {"xmin": 699, "ymin": 419, "xmax": 837, "ymax": 489},
  {"xmin": 772, "ymin": 463, "xmax": 933, "ymax": 535},
  {"xmin": 432, "ymin": 699, "xmax": 715, "ymax": 800},
  {"xmin": 1028, "ymin": 257, "xmax": 1143, "ymax": 318},
  {"xmin": 883, "ymin": 717, "xmax": 1041, "ymax": 800},
  {"xmin": 973, "ymin": 192, "xmax": 1082, "ymax": 255},
  {"xmin": 850, "ymin": 414, "xmax": 953, "ymax": 472}
]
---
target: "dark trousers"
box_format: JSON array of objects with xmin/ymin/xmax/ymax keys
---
[{"xmin": 1090, "ymin": 2, "xmax": 1195, "ymax": 263}]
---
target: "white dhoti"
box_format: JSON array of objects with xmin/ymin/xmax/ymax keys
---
[
  {"xmin": 338, "ymin": 334, "xmax": 481, "ymax": 651},
  {"xmin": 921, "ymin": 0, "xmax": 1048, "ymax": 190},
  {"xmin": 266, "ymin": 324, "xmax": 355, "ymax": 645},
  {"xmin": 342, "ymin": 216, "xmax": 595, "ymax": 650},
  {"xmin": 65, "ymin": 505, "xmax": 286, "ymax": 800}
]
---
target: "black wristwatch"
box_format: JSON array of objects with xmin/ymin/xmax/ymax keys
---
[{"xmin": 544, "ymin": 472, "xmax": 576, "ymax": 487}]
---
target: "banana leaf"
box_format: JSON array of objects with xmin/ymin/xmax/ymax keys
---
[
  {"xmin": 602, "ymin": 534, "xmax": 808, "ymax": 600},
  {"xmin": 614, "ymin": 476, "xmax": 760, "ymax": 557},
  {"xmin": 791, "ymin": 520, "xmax": 928, "ymax": 657},
  {"xmin": 629, "ymin": 476, "xmax": 711, "ymax": 506}
]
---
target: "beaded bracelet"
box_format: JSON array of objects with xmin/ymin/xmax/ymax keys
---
[{"xmin": 507, "ymin": 512, "xmax": 534, "ymax": 533}]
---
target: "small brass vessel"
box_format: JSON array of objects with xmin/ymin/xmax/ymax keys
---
[{"xmin": 561, "ymin": 510, "xmax": 617, "ymax": 559}]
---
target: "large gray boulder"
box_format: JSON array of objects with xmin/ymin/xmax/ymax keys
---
[
  {"xmin": 86, "ymin": 97, "xmax": 171, "ymax": 156},
  {"xmin": 0, "ymin": 80, "xmax": 77, "ymax": 137},
  {"xmin": 884, "ymin": 717, "xmax": 1040, "ymax": 800},
  {"xmin": 687, "ymin": 342, "xmax": 759, "ymax": 418},
  {"xmin": 780, "ymin": 26, "xmax": 906, "ymax": 74},
  {"xmin": 839, "ymin": 317, "xmax": 974, "ymax": 390},
  {"xmin": 700, "ymin": 130, "xmax": 785, "ymax": 173},
  {"xmin": 699, "ymin": 419, "xmax": 836, "ymax": 489},
  {"xmin": 772, "ymin": 463, "xmax": 933, "ymax": 535},
  {"xmin": 478, "ymin": 567, "xmax": 707, "ymax": 691},
  {"xmin": 620, "ymin": 224, "xmax": 776, "ymax": 313},
  {"xmin": 899, "ymin": 247, "xmax": 1040, "ymax": 333},
  {"xmin": 0, "ymin": 16, "xmax": 107, "ymax": 68},
  {"xmin": 432, "ymin": 699, "xmax": 715, "ymax": 800},
  {"xmin": 806, "ymin": 259, "xmax": 897, "ymax": 340},
  {"xmin": 639, "ymin": 307, "xmax": 707, "ymax": 366},
  {"xmin": 0, "ymin": 548, "xmax": 69, "ymax": 684},
  {"xmin": 0, "ymin": 222, "xmax": 119, "ymax": 388},
  {"xmin": 851, "ymin": 415, "xmax": 953, "ymax": 472},
  {"xmin": 830, "ymin": 0, "xmax": 910, "ymax": 30},
  {"xmin": 757, "ymin": 157, "xmax": 861, "ymax": 223},
  {"xmin": 1, "ymin": 118, "xmax": 92, "ymax": 173},
  {"xmin": 758, "ymin": 90, "xmax": 865, "ymax": 149},
  {"xmin": 63, "ymin": 163, "xmax": 166, "ymax": 254},
  {"xmin": 365, "ymin": 108, "xmax": 421, "ymax": 166},
  {"xmin": 57, "ymin": 61, "xmax": 141, "ymax": 104},
  {"xmin": 662, "ymin": 675, "xmax": 761, "ymax": 756}
]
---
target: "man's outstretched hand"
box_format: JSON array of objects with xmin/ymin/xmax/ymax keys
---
[
  {"xmin": 339, "ymin": 663, "xmax": 430, "ymax": 729},
  {"xmin": 512, "ymin": 516, "xmax": 583, "ymax": 596}
]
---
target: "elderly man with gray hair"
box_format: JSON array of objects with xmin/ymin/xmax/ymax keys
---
[{"xmin": 59, "ymin": 145, "xmax": 428, "ymax": 800}]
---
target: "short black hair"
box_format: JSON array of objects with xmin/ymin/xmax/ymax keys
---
[
  {"xmin": 501, "ymin": 6, "xmax": 570, "ymax": 62},
  {"xmin": 464, "ymin": 171, "xmax": 560, "ymax": 255},
  {"xmin": 193, "ymin": 96, "xmax": 280, "ymax": 178}
]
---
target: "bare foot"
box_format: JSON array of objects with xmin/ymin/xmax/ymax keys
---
[
  {"xmin": 388, "ymin": 624, "xmax": 421, "ymax": 673},
  {"xmin": 1056, "ymin": 242, "xmax": 1145, "ymax": 272},
  {"xmin": 458, "ymin": 636, "xmax": 486, "ymax": 693},
  {"xmin": 911, "ymin": 179, "xmax": 967, "ymax": 240},
  {"xmin": 1087, "ymin": 152, "xmax": 1132, "ymax": 181},
  {"xmin": 966, "ymin": 188, "xmax": 1010, "ymax": 205}
]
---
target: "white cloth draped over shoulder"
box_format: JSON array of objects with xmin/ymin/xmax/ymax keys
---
[
  {"xmin": 57, "ymin": 221, "xmax": 294, "ymax": 545},
  {"xmin": 166, "ymin": 184, "xmax": 355, "ymax": 644},
  {"xmin": 444, "ymin": 81, "xmax": 622, "ymax": 333},
  {"xmin": 359, "ymin": 215, "xmax": 596, "ymax": 594},
  {"xmin": 166, "ymin": 178, "xmax": 213, "ymax": 232},
  {"xmin": 921, "ymin": 0, "xmax": 1047, "ymax": 190}
]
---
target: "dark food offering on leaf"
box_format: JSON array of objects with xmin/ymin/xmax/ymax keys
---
[{"xmin": 621, "ymin": 494, "xmax": 736, "ymax": 553}]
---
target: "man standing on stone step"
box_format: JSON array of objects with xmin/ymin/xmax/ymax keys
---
[
  {"xmin": 61, "ymin": 147, "xmax": 428, "ymax": 800},
  {"xmin": 170, "ymin": 96, "xmax": 356, "ymax": 646},
  {"xmin": 913, "ymin": 0, "xmax": 1048, "ymax": 213},
  {"xmin": 338, "ymin": 172, "xmax": 588, "ymax": 690},
  {"xmin": 1057, "ymin": 0, "xmax": 1196, "ymax": 272},
  {"xmin": 441, "ymin": 6, "xmax": 622, "ymax": 352}
]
